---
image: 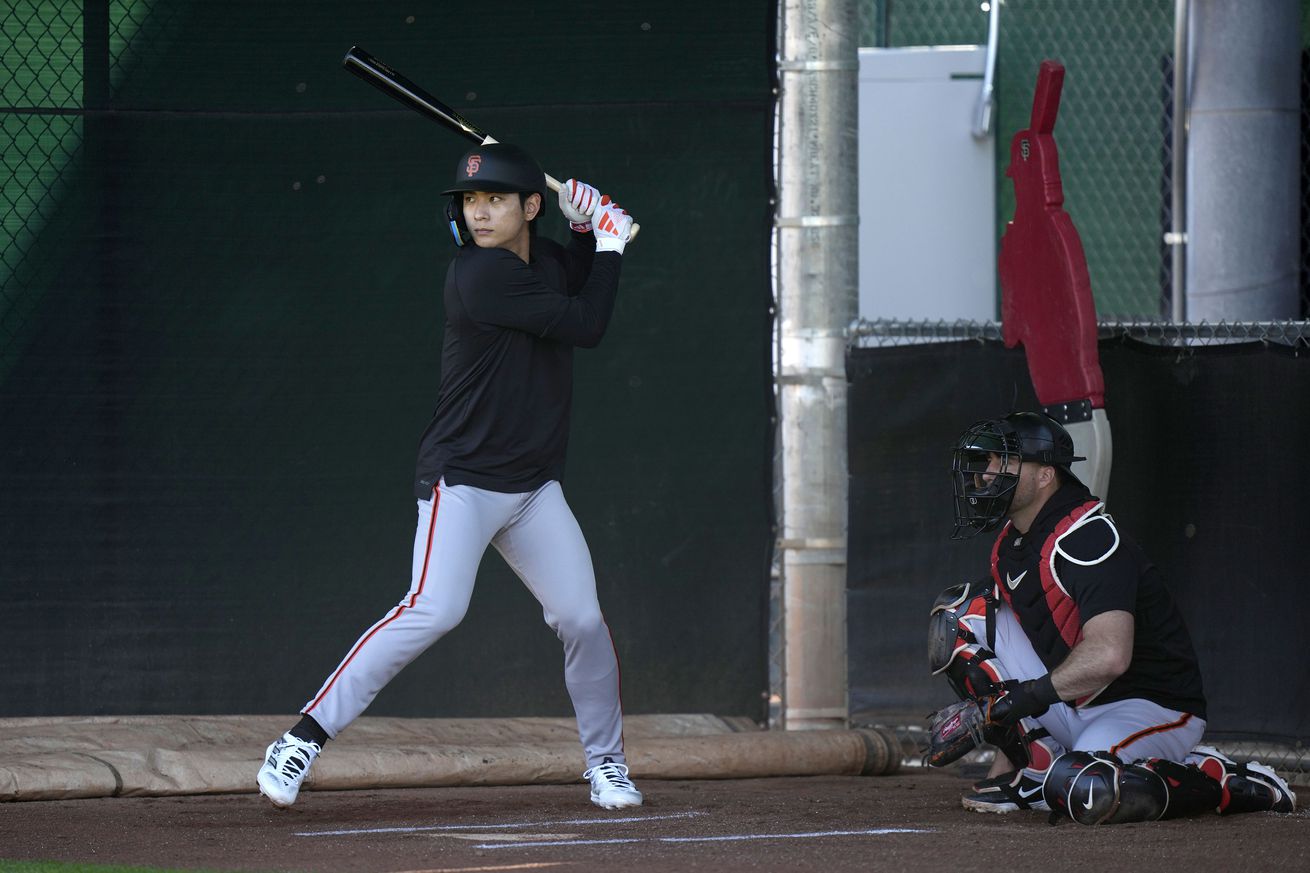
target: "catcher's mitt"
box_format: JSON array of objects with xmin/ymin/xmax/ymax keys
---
[{"xmin": 927, "ymin": 698, "xmax": 988, "ymax": 767}]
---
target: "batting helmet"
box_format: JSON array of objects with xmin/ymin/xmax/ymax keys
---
[
  {"xmin": 442, "ymin": 143, "xmax": 546, "ymax": 198},
  {"xmin": 950, "ymin": 412, "xmax": 1086, "ymax": 539},
  {"xmin": 442, "ymin": 143, "xmax": 546, "ymax": 246}
]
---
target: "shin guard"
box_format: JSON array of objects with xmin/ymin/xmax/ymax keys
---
[{"xmin": 1044, "ymin": 751, "xmax": 1221, "ymax": 825}]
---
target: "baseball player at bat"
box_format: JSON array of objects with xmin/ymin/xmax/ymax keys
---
[
  {"xmin": 925, "ymin": 412, "xmax": 1295, "ymax": 824},
  {"xmin": 257, "ymin": 142, "xmax": 642, "ymax": 811}
]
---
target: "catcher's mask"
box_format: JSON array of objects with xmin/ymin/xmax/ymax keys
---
[
  {"xmin": 951, "ymin": 412, "xmax": 1086, "ymax": 539},
  {"xmin": 442, "ymin": 142, "xmax": 546, "ymax": 247}
]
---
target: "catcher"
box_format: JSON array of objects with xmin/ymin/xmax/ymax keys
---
[{"xmin": 926, "ymin": 411, "xmax": 1295, "ymax": 824}]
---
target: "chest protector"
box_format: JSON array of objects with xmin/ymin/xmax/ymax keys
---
[{"xmin": 989, "ymin": 499, "xmax": 1118, "ymax": 705}]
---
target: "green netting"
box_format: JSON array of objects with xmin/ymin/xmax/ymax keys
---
[
  {"xmin": 1, "ymin": 0, "xmax": 83, "ymax": 107},
  {"xmin": 864, "ymin": 0, "xmax": 1180, "ymax": 319},
  {"xmin": 2, "ymin": 0, "xmax": 164, "ymax": 373},
  {"xmin": 0, "ymin": 1, "xmax": 775, "ymax": 719}
]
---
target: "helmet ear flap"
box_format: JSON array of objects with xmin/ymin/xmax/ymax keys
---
[{"xmin": 445, "ymin": 197, "xmax": 470, "ymax": 247}]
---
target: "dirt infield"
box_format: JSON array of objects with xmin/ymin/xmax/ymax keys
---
[{"xmin": 1, "ymin": 769, "xmax": 1306, "ymax": 872}]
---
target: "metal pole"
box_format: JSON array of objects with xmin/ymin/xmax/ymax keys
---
[
  {"xmin": 1169, "ymin": 0, "xmax": 1189, "ymax": 323},
  {"xmin": 1184, "ymin": 0, "xmax": 1301, "ymax": 321},
  {"xmin": 972, "ymin": 0, "xmax": 1000, "ymax": 140},
  {"xmin": 774, "ymin": 0, "xmax": 858, "ymax": 730}
]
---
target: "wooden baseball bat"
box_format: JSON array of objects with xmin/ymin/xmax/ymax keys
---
[{"xmin": 342, "ymin": 46, "xmax": 639, "ymax": 237}]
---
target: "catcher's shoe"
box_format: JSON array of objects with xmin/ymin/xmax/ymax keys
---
[
  {"xmin": 1192, "ymin": 746, "xmax": 1296, "ymax": 815},
  {"xmin": 584, "ymin": 757, "xmax": 643, "ymax": 809},
  {"xmin": 257, "ymin": 732, "xmax": 321, "ymax": 808},
  {"xmin": 962, "ymin": 768, "xmax": 1049, "ymax": 813}
]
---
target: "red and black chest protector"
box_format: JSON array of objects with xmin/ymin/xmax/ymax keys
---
[{"xmin": 989, "ymin": 499, "xmax": 1102, "ymax": 682}]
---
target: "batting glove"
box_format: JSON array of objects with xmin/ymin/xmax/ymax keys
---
[
  {"xmin": 986, "ymin": 674, "xmax": 1061, "ymax": 727},
  {"xmin": 593, "ymin": 196, "xmax": 633, "ymax": 255},
  {"xmin": 558, "ymin": 178, "xmax": 600, "ymax": 233}
]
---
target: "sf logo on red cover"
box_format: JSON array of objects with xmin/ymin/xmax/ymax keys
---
[{"xmin": 465, "ymin": 155, "xmax": 481, "ymax": 176}]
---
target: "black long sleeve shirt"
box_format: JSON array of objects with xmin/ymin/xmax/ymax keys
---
[{"xmin": 413, "ymin": 232, "xmax": 621, "ymax": 497}]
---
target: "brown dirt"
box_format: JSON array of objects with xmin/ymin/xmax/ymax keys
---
[{"xmin": 1, "ymin": 770, "xmax": 1306, "ymax": 872}]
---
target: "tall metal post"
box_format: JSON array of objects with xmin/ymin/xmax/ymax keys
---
[
  {"xmin": 1169, "ymin": 0, "xmax": 1189, "ymax": 323},
  {"xmin": 1185, "ymin": 0, "xmax": 1301, "ymax": 320},
  {"xmin": 774, "ymin": 0, "xmax": 859, "ymax": 730}
]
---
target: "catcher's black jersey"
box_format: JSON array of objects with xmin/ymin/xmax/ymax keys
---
[
  {"xmin": 413, "ymin": 232, "xmax": 621, "ymax": 496},
  {"xmin": 992, "ymin": 483, "xmax": 1207, "ymax": 718}
]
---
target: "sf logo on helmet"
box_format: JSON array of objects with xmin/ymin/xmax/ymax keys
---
[{"xmin": 465, "ymin": 155, "xmax": 482, "ymax": 177}]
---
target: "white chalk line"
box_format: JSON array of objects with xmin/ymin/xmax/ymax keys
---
[
  {"xmin": 475, "ymin": 827, "xmax": 933, "ymax": 851},
  {"xmin": 389, "ymin": 863, "xmax": 566, "ymax": 873},
  {"xmin": 294, "ymin": 810, "xmax": 704, "ymax": 837}
]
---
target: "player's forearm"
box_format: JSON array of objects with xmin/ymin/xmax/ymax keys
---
[
  {"xmin": 1051, "ymin": 635, "xmax": 1131, "ymax": 700},
  {"xmin": 565, "ymin": 230, "xmax": 597, "ymax": 281},
  {"xmin": 544, "ymin": 253, "xmax": 622, "ymax": 347}
]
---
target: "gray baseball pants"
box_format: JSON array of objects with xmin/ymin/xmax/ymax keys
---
[
  {"xmin": 302, "ymin": 479, "xmax": 626, "ymax": 768},
  {"xmin": 992, "ymin": 602, "xmax": 1205, "ymax": 763}
]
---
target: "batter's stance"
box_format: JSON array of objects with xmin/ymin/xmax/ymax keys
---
[{"xmin": 257, "ymin": 143, "xmax": 642, "ymax": 810}]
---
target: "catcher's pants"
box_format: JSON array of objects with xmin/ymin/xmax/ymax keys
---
[
  {"xmin": 992, "ymin": 603, "xmax": 1205, "ymax": 763},
  {"xmin": 302, "ymin": 479, "xmax": 625, "ymax": 769}
]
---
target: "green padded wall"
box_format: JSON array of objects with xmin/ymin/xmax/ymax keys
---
[{"xmin": 0, "ymin": 1, "xmax": 776, "ymax": 721}]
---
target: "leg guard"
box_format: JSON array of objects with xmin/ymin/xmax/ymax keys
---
[
  {"xmin": 929, "ymin": 581, "xmax": 1004, "ymax": 700},
  {"xmin": 928, "ymin": 582, "xmax": 1057, "ymax": 770},
  {"xmin": 929, "ymin": 581, "xmax": 1060, "ymax": 775},
  {"xmin": 928, "ymin": 582, "xmax": 1007, "ymax": 767},
  {"xmin": 1044, "ymin": 751, "xmax": 1221, "ymax": 825},
  {"xmin": 1191, "ymin": 746, "xmax": 1297, "ymax": 815},
  {"xmin": 979, "ymin": 721, "xmax": 1060, "ymax": 775}
]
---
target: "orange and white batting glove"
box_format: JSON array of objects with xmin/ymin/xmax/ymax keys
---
[
  {"xmin": 558, "ymin": 178, "xmax": 600, "ymax": 233},
  {"xmin": 592, "ymin": 196, "xmax": 632, "ymax": 255}
]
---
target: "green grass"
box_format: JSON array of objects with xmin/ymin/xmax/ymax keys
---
[{"xmin": 0, "ymin": 862, "xmax": 265, "ymax": 873}]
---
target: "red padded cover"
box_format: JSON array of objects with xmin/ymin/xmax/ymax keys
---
[{"xmin": 997, "ymin": 60, "xmax": 1105, "ymax": 409}]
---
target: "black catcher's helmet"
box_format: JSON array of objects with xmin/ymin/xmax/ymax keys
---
[
  {"xmin": 950, "ymin": 412, "xmax": 1086, "ymax": 539},
  {"xmin": 442, "ymin": 142, "xmax": 547, "ymax": 246}
]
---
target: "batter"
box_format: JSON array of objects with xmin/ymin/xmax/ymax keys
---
[{"xmin": 257, "ymin": 143, "xmax": 641, "ymax": 811}]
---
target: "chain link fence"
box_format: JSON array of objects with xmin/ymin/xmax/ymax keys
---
[
  {"xmin": 2, "ymin": 1, "xmax": 83, "ymax": 372},
  {"xmin": 109, "ymin": 0, "xmax": 179, "ymax": 89},
  {"xmin": 849, "ymin": 316, "xmax": 1310, "ymax": 349},
  {"xmin": 0, "ymin": 0, "xmax": 170, "ymax": 376},
  {"xmin": 853, "ymin": 0, "xmax": 1309, "ymax": 781},
  {"xmin": 7, "ymin": 0, "xmax": 1306, "ymax": 781},
  {"xmin": 857, "ymin": 0, "xmax": 1310, "ymax": 334}
]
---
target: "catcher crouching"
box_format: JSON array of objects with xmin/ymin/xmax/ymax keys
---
[{"xmin": 924, "ymin": 412, "xmax": 1295, "ymax": 825}]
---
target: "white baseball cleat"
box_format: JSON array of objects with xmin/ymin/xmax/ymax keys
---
[
  {"xmin": 257, "ymin": 732, "xmax": 321, "ymax": 808},
  {"xmin": 584, "ymin": 757, "xmax": 643, "ymax": 809},
  {"xmin": 1192, "ymin": 745, "xmax": 1296, "ymax": 815}
]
